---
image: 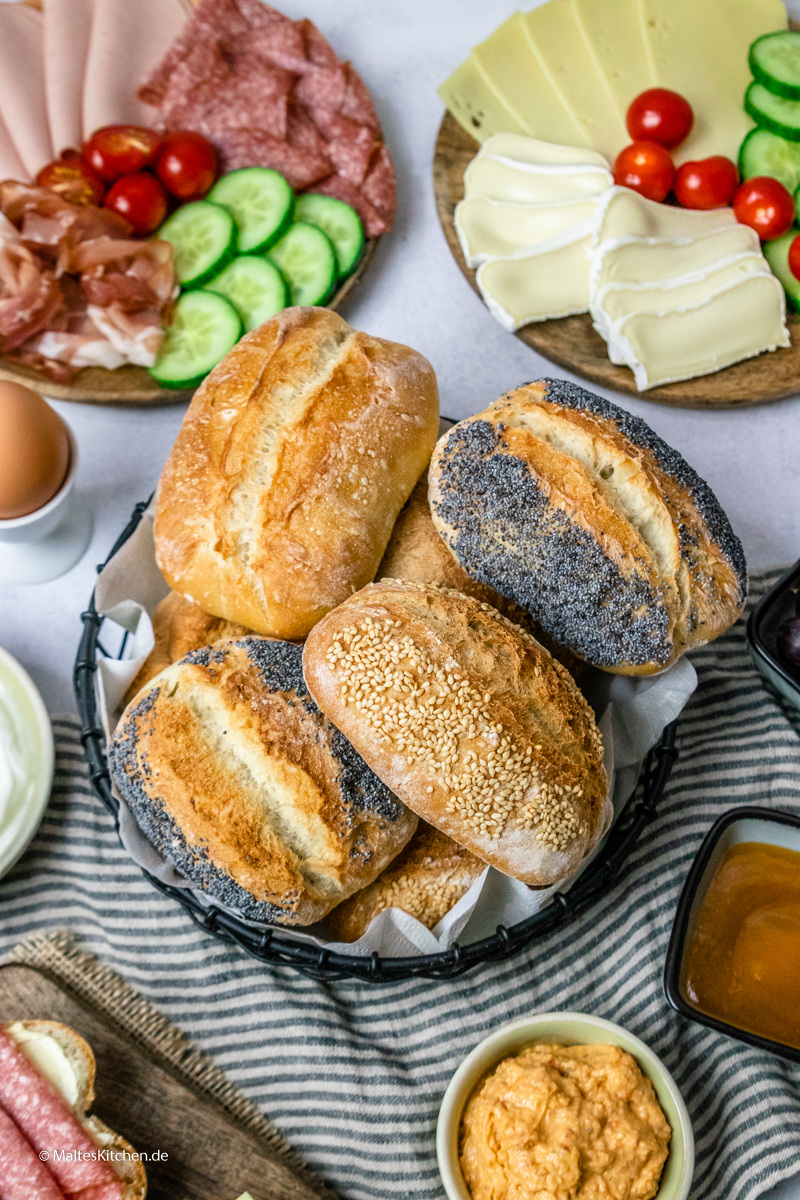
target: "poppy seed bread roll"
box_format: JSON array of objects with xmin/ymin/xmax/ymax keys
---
[
  {"xmin": 154, "ymin": 307, "xmax": 440, "ymax": 640},
  {"xmin": 110, "ymin": 636, "xmax": 417, "ymax": 925},
  {"xmin": 428, "ymin": 379, "xmax": 746, "ymax": 675},
  {"xmin": 303, "ymin": 581, "xmax": 608, "ymax": 887}
]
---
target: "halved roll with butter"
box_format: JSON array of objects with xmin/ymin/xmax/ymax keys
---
[
  {"xmin": 0, "ymin": 1021, "xmax": 146, "ymax": 1199},
  {"xmin": 154, "ymin": 307, "xmax": 440, "ymax": 641},
  {"xmin": 428, "ymin": 378, "xmax": 747, "ymax": 675},
  {"xmin": 303, "ymin": 581, "xmax": 608, "ymax": 887},
  {"xmin": 110, "ymin": 636, "xmax": 417, "ymax": 925}
]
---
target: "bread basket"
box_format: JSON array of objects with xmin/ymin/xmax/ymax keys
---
[{"xmin": 74, "ymin": 497, "xmax": 679, "ymax": 983}]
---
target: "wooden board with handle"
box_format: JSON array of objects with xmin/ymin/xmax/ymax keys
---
[
  {"xmin": 433, "ymin": 109, "xmax": 800, "ymax": 410},
  {"xmin": 0, "ymin": 961, "xmax": 337, "ymax": 1200}
]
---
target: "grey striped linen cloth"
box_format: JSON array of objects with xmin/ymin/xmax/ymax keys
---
[{"xmin": 1, "ymin": 567, "xmax": 799, "ymax": 1200}]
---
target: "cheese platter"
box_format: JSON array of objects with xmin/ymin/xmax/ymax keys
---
[
  {"xmin": 434, "ymin": 2, "xmax": 800, "ymax": 410},
  {"xmin": 0, "ymin": 0, "xmax": 393, "ymax": 405}
]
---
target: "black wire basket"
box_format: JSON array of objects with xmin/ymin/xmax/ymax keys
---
[{"xmin": 75, "ymin": 498, "xmax": 679, "ymax": 984}]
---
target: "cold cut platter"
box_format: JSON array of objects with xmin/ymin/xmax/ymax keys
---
[
  {"xmin": 433, "ymin": 2, "xmax": 800, "ymax": 410},
  {"xmin": 0, "ymin": 0, "xmax": 394, "ymax": 405}
]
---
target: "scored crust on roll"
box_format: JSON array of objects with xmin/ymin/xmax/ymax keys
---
[
  {"xmin": 154, "ymin": 306, "xmax": 440, "ymax": 641},
  {"xmin": 110, "ymin": 636, "xmax": 418, "ymax": 925},
  {"xmin": 303, "ymin": 581, "xmax": 608, "ymax": 887},
  {"xmin": 124, "ymin": 590, "xmax": 252, "ymax": 705},
  {"xmin": 378, "ymin": 471, "xmax": 585, "ymax": 677},
  {"xmin": 326, "ymin": 821, "xmax": 485, "ymax": 941},
  {"xmin": 428, "ymin": 378, "xmax": 747, "ymax": 675}
]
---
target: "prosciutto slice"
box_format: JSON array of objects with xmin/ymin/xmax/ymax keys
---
[
  {"xmin": 0, "ymin": 5, "xmax": 53, "ymax": 177},
  {"xmin": 0, "ymin": 1104, "xmax": 65, "ymax": 1200},
  {"xmin": 83, "ymin": 0, "xmax": 190, "ymax": 132},
  {"xmin": 0, "ymin": 1030, "xmax": 123, "ymax": 1199},
  {"xmin": 0, "ymin": 236, "xmax": 64, "ymax": 353},
  {"xmin": 43, "ymin": 0, "xmax": 95, "ymax": 154}
]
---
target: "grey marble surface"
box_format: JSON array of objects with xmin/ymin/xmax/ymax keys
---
[{"xmin": 0, "ymin": 1, "xmax": 797, "ymax": 1194}]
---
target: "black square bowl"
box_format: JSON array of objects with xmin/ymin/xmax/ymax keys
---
[
  {"xmin": 664, "ymin": 805, "xmax": 800, "ymax": 1064},
  {"xmin": 747, "ymin": 559, "xmax": 800, "ymax": 715}
]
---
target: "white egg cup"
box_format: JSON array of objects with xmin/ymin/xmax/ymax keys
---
[{"xmin": 0, "ymin": 424, "xmax": 92, "ymax": 584}]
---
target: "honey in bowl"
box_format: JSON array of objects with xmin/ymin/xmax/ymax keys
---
[{"xmin": 683, "ymin": 841, "xmax": 800, "ymax": 1050}]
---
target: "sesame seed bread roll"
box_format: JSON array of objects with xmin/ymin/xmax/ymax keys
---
[
  {"xmin": 154, "ymin": 307, "xmax": 440, "ymax": 641},
  {"xmin": 326, "ymin": 821, "xmax": 485, "ymax": 942},
  {"xmin": 428, "ymin": 378, "xmax": 747, "ymax": 676},
  {"xmin": 303, "ymin": 581, "xmax": 608, "ymax": 887},
  {"xmin": 378, "ymin": 472, "xmax": 585, "ymax": 678},
  {"xmin": 124, "ymin": 590, "xmax": 252, "ymax": 706},
  {"xmin": 110, "ymin": 636, "xmax": 417, "ymax": 925}
]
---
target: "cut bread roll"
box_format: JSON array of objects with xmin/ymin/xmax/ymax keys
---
[
  {"xmin": 154, "ymin": 307, "xmax": 440, "ymax": 641},
  {"xmin": 1, "ymin": 1020, "xmax": 146, "ymax": 1200},
  {"xmin": 326, "ymin": 821, "xmax": 485, "ymax": 942},
  {"xmin": 124, "ymin": 590, "xmax": 252, "ymax": 706},
  {"xmin": 428, "ymin": 378, "xmax": 747, "ymax": 675},
  {"xmin": 378, "ymin": 472, "xmax": 585, "ymax": 677},
  {"xmin": 111, "ymin": 636, "xmax": 417, "ymax": 925},
  {"xmin": 303, "ymin": 581, "xmax": 608, "ymax": 887}
]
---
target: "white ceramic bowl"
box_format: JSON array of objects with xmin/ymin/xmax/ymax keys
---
[
  {"xmin": 0, "ymin": 646, "xmax": 54, "ymax": 879},
  {"xmin": 437, "ymin": 1011, "xmax": 694, "ymax": 1200}
]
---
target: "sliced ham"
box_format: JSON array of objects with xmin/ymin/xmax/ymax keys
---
[
  {"xmin": 0, "ymin": 114, "xmax": 26, "ymax": 186},
  {"xmin": 43, "ymin": 0, "xmax": 94, "ymax": 154},
  {"xmin": 0, "ymin": 5, "xmax": 53, "ymax": 178},
  {"xmin": 83, "ymin": 0, "xmax": 190, "ymax": 132},
  {"xmin": 0, "ymin": 1104, "xmax": 65, "ymax": 1200},
  {"xmin": 0, "ymin": 1030, "xmax": 123, "ymax": 1199}
]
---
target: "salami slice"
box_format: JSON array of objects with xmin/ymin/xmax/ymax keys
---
[
  {"xmin": 0, "ymin": 1031, "xmax": 123, "ymax": 1198},
  {"xmin": 361, "ymin": 144, "xmax": 397, "ymax": 228},
  {"xmin": 0, "ymin": 1105, "xmax": 65, "ymax": 1200},
  {"xmin": 215, "ymin": 129, "xmax": 330, "ymax": 189}
]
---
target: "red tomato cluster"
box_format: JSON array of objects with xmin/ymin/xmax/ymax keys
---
[
  {"xmin": 615, "ymin": 88, "xmax": 796, "ymax": 242},
  {"xmin": 36, "ymin": 126, "xmax": 218, "ymax": 236}
]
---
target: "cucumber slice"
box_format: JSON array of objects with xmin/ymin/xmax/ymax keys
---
[
  {"xmin": 208, "ymin": 168, "xmax": 294, "ymax": 254},
  {"xmin": 150, "ymin": 291, "xmax": 243, "ymax": 389},
  {"xmin": 293, "ymin": 193, "xmax": 364, "ymax": 279},
  {"xmin": 267, "ymin": 221, "xmax": 337, "ymax": 306},
  {"xmin": 745, "ymin": 81, "xmax": 800, "ymax": 143},
  {"xmin": 750, "ymin": 30, "xmax": 800, "ymax": 102},
  {"xmin": 204, "ymin": 254, "xmax": 289, "ymax": 331},
  {"xmin": 764, "ymin": 227, "xmax": 800, "ymax": 312},
  {"xmin": 158, "ymin": 201, "xmax": 236, "ymax": 289},
  {"xmin": 739, "ymin": 127, "xmax": 800, "ymax": 193}
]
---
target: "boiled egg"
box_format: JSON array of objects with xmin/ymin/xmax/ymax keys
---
[{"xmin": 0, "ymin": 382, "xmax": 70, "ymax": 519}]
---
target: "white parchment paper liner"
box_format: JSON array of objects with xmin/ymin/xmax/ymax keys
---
[{"xmin": 93, "ymin": 501, "xmax": 697, "ymax": 958}]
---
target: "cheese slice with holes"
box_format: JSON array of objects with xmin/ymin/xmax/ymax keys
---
[
  {"xmin": 465, "ymin": 155, "xmax": 612, "ymax": 204},
  {"xmin": 437, "ymin": 54, "xmax": 530, "ymax": 142},
  {"xmin": 456, "ymin": 195, "xmax": 601, "ymax": 267},
  {"xmin": 608, "ymin": 274, "xmax": 789, "ymax": 389},
  {"xmin": 572, "ymin": 0, "xmax": 654, "ymax": 113},
  {"xmin": 476, "ymin": 229, "xmax": 592, "ymax": 329}
]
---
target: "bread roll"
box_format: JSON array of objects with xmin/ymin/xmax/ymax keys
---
[
  {"xmin": 110, "ymin": 636, "xmax": 418, "ymax": 925},
  {"xmin": 303, "ymin": 581, "xmax": 607, "ymax": 886},
  {"xmin": 326, "ymin": 821, "xmax": 485, "ymax": 941},
  {"xmin": 154, "ymin": 307, "xmax": 440, "ymax": 640},
  {"xmin": 378, "ymin": 472, "xmax": 585, "ymax": 677},
  {"xmin": 124, "ymin": 590, "xmax": 252, "ymax": 705},
  {"xmin": 429, "ymin": 378, "xmax": 747, "ymax": 675}
]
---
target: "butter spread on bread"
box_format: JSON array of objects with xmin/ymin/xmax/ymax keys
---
[
  {"xmin": 429, "ymin": 378, "xmax": 746, "ymax": 675},
  {"xmin": 154, "ymin": 306, "xmax": 440, "ymax": 640},
  {"xmin": 111, "ymin": 636, "xmax": 417, "ymax": 925}
]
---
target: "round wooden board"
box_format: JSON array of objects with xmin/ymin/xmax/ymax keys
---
[
  {"xmin": 433, "ymin": 111, "xmax": 800, "ymax": 410},
  {"xmin": 0, "ymin": 235, "xmax": 380, "ymax": 405}
]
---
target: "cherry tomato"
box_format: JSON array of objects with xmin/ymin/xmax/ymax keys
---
[
  {"xmin": 104, "ymin": 172, "xmax": 168, "ymax": 235},
  {"xmin": 155, "ymin": 131, "xmax": 217, "ymax": 199},
  {"xmin": 788, "ymin": 233, "xmax": 800, "ymax": 281},
  {"xmin": 627, "ymin": 88, "xmax": 693, "ymax": 150},
  {"xmin": 733, "ymin": 176, "xmax": 795, "ymax": 240},
  {"xmin": 83, "ymin": 125, "xmax": 162, "ymax": 183},
  {"xmin": 36, "ymin": 157, "xmax": 105, "ymax": 206},
  {"xmin": 614, "ymin": 141, "xmax": 675, "ymax": 203},
  {"xmin": 673, "ymin": 157, "xmax": 739, "ymax": 210}
]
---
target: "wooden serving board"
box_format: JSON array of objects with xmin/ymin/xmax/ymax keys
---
[
  {"xmin": 433, "ymin": 110, "xmax": 800, "ymax": 410},
  {"xmin": 0, "ymin": 962, "xmax": 336, "ymax": 1200}
]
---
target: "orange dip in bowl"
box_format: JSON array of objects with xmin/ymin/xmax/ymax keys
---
[{"xmin": 683, "ymin": 841, "xmax": 800, "ymax": 1050}]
